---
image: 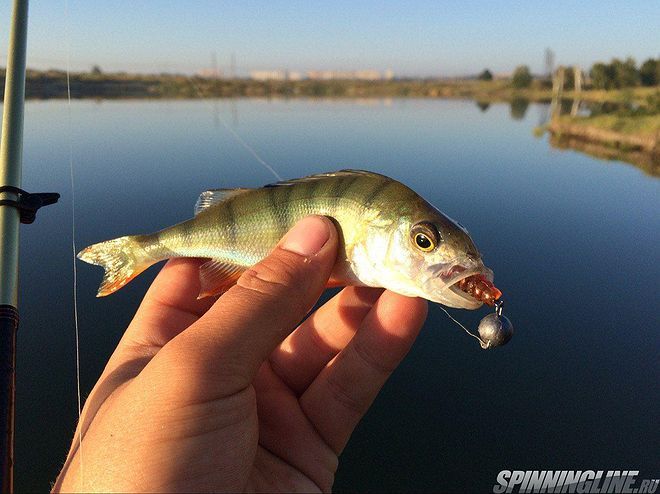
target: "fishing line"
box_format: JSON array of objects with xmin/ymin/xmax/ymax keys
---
[
  {"xmin": 64, "ymin": 0, "xmax": 84, "ymax": 483},
  {"xmin": 437, "ymin": 305, "xmax": 489, "ymax": 348},
  {"xmin": 187, "ymin": 79, "xmax": 283, "ymax": 181},
  {"xmin": 217, "ymin": 114, "xmax": 283, "ymax": 181}
]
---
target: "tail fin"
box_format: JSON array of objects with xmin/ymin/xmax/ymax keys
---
[{"xmin": 77, "ymin": 235, "xmax": 157, "ymax": 297}]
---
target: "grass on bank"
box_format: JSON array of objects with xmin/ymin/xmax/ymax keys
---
[
  {"xmin": 563, "ymin": 113, "xmax": 659, "ymax": 138},
  {"xmin": 554, "ymin": 90, "xmax": 660, "ymax": 138}
]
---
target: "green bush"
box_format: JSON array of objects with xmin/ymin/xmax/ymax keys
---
[
  {"xmin": 612, "ymin": 58, "xmax": 639, "ymax": 88},
  {"xmin": 511, "ymin": 65, "xmax": 532, "ymax": 88},
  {"xmin": 639, "ymin": 58, "xmax": 658, "ymax": 86},
  {"xmin": 478, "ymin": 69, "xmax": 493, "ymax": 81}
]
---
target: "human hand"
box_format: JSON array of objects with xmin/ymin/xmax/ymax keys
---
[{"xmin": 53, "ymin": 216, "xmax": 427, "ymax": 492}]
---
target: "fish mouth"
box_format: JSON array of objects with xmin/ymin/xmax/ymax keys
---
[{"xmin": 429, "ymin": 263, "xmax": 495, "ymax": 309}]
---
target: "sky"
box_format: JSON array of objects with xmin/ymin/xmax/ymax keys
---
[{"xmin": 0, "ymin": 0, "xmax": 657, "ymax": 77}]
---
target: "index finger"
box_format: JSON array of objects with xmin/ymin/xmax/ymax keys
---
[
  {"xmin": 127, "ymin": 258, "xmax": 217, "ymax": 346},
  {"xmin": 105, "ymin": 258, "xmax": 216, "ymax": 375}
]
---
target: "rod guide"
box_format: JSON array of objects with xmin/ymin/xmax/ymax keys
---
[{"xmin": 0, "ymin": 186, "xmax": 59, "ymax": 224}]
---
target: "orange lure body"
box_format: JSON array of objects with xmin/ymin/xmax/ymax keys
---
[{"xmin": 456, "ymin": 274, "xmax": 502, "ymax": 306}]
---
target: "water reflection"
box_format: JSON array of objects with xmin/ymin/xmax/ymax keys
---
[
  {"xmin": 540, "ymin": 92, "xmax": 659, "ymax": 176},
  {"xmin": 549, "ymin": 133, "xmax": 659, "ymax": 177},
  {"xmin": 476, "ymin": 101, "xmax": 490, "ymax": 112},
  {"xmin": 509, "ymin": 97, "xmax": 529, "ymax": 120}
]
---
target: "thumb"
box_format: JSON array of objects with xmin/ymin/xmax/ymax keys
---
[{"xmin": 157, "ymin": 215, "xmax": 339, "ymax": 397}]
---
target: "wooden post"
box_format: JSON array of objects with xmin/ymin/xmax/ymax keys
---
[
  {"xmin": 571, "ymin": 66, "xmax": 582, "ymax": 116},
  {"xmin": 550, "ymin": 66, "xmax": 565, "ymax": 120}
]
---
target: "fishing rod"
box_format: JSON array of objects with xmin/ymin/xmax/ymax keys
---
[{"xmin": 0, "ymin": 0, "xmax": 59, "ymax": 490}]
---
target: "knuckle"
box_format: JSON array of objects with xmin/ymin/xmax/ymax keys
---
[
  {"xmin": 351, "ymin": 337, "xmax": 397, "ymax": 376},
  {"xmin": 325, "ymin": 372, "xmax": 365, "ymax": 418}
]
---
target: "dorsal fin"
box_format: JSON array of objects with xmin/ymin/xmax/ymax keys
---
[
  {"xmin": 194, "ymin": 188, "xmax": 251, "ymax": 215},
  {"xmin": 195, "ymin": 170, "xmax": 387, "ymax": 214},
  {"xmin": 263, "ymin": 169, "xmax": 385, "ymax": 188}
]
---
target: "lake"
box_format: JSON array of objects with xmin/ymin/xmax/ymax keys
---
[{"xmin": 14, "ymin": 98, "xmax": 659, "ymax": 491}]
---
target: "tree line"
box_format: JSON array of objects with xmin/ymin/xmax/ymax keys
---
[
  {"xmin": 480, "ymin": 57, "xmax": 659, "ymax": 89},
  {"xmin": 589, "ymin": 57, "xmax": 658, "ymax": 89}
]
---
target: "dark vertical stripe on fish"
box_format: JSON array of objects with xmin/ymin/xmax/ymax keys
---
[
  {"xmin": 347, "ymin": 174, "xmax": 373, "ymax": 200},
  {"xmin": 309, "ymin": 177, "xmax": 324, "ymax": 197},
  {"xmin": 288, "ymin": 178, "xmax": 310, "ymax": 203},
  {"xmin": 340, "ymin": 175, "xmax": 361, "ymax": 199},
  {"xmin": 327, "ymin": 176, "xmax": 345, "ymax": 198},
  {"xmin": 262, "ymin": 185, "xmax": 281, "ymax": 230},
  {"xmin": 267, "ymin": 185, "xmax": 289, "ymax": 233},
  {"xmin": 364, "ymin": 180, "xmax": 392, "ymax": 207},
  {"xmin": 280, "ymin": 182, "xmax": 294, "ymax": 205},
  {"xmin": 327, "ymin": 176, "xmax": 347, "ymax": 211}
]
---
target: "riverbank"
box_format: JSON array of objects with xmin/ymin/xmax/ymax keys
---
[
  {"xmin": 548, "ymin": 114, "xmax": 659, "ymax": 153},
  {"xmin": 6, "ymin": 69, "xmax": 657, "ymax": 104},
  {"xmin": 547, "ymin": 102, "xmax": 659, "ymax": 176}
]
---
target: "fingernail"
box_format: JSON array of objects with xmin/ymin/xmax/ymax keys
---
[{"xmin": 281, "ymin": 216, "xmax": 330, "ymax": 256}]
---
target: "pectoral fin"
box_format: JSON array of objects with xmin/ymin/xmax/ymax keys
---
[{"xmin": 198, "ymin": 259, "xmax": 245, "ymax": 299}]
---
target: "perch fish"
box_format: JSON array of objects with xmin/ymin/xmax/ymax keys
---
[{"xmin": 78, "ymin": 170, "xmax": 501, "ymax": 309}]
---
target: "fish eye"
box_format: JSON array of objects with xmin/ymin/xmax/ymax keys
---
[
  {"xmin": 411, "ymin": 222, "xmax": 440, "ymax": 253},
  {"xmin": 414, "ymin": 233, "xmax": 434, "ymax": 251}
]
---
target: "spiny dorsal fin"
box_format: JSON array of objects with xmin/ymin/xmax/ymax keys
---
[
  {"xmin": 197, "ymin": 259, "xmax": 245, "ymax": 298},
  {"xmin": 263, "ymin": 169, "xmax": 386, "ymax": 188},
  {"xmin": 194, "ymin": 188, "xmax": 251, "ymax": 215},
  {"xmin": 195, "ymin": 170, "xmax": 387, "ymax": 214}
]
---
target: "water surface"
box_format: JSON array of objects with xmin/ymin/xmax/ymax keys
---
[{"xmin": 14, "ymin": 98, "xmax": 659, "ymax": 491}]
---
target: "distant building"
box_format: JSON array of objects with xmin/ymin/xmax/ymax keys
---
[
  {"xmin": 250, "ymin": 70, "xmax": 287, "ymax": 81},
  {"xmin": 286, "ymin": 70, "xmax": 303, "ymax": 81},
  {"xmin": 197, "ymin": 68, "xmax": 223, "ymax": 79},
  {"xmin": 250, "ymin": 69, "xmax": 392, "ymax": 81},
  {"xmin": 306, "ymin": 70, "xmax": 387, "ymax": 81},
  {"xmin": 353, "ymin": 70, "xmax": 381, "ymax": 80},
  {"xmin": 307, "ymin": 70, "xmax": 346, "ymax": 80}
]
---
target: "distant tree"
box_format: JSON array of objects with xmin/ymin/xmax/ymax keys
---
[
  {"xmin": 589, "ymin": 58, "xmax": 642, "ymax": 89},
  {"xmin": 478, "ymin": 69, "xmax": 493, "ymax": 81},
  {"xmin": 612, "ymin": 57, "xmax": 639, "ymax": 88},
  {"xmin": 639, "ymin": 58, "xmax": 658, "ymax": 86},
  {"xmin": 557, "ymin": 66, "xmax": 575, "ymax": 90},
  {"xmin": 511, "ymin": 65, "xmax": 532, "ymax": 88},
  {"xmin": 91, "ymin": 65, "xmax": 103, "ymax": 75},
  {"xmin": 590, "ymin": 62, "xmax": 615, "ymax": 89}
]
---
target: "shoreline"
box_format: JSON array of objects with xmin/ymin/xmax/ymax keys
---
[
  {"xmin": 547, "ymin": 119, "xmax": 658, "ymax": 153},
  {"xmin": 6, "ymin": 70, "xmax": 657, "ymax": 104}
]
